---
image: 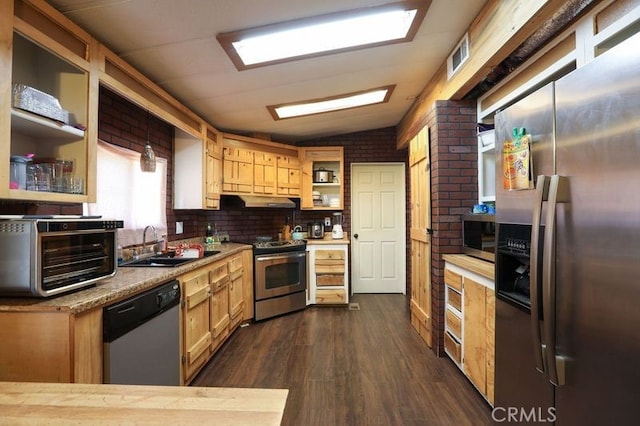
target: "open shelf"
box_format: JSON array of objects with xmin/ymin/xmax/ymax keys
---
[{"xmin": 11, "ymin": 108, "xmax": 85, "ymax": 141}]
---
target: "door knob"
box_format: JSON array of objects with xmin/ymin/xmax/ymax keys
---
[{"xmin": 354, "ymin": 233, "xmax": 358, "ymax": 239}]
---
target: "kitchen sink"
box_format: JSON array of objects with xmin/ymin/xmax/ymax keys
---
[{"xmin": 120, "ymin": 250, "xmax": 220, "ymax": 267}]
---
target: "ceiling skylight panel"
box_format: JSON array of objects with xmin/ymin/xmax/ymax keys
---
[{"xmin": 218, "ymin": 1, "xmax": 430, "ymax": 70}]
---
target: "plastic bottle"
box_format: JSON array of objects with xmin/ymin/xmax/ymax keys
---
[{"xmin": 205, "ymin": 223, "xmax": 214, "ymax": 244}]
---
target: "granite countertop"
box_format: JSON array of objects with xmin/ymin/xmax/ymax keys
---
[
  {"xmin": 442, "ymin": 254, "xmax": 495, "ymax": 280},
  {"xmin": 0, "ymin": 243, "xmax": 251, "ymax": 315},
  {"xmin": 0, "ymin": 381, "xmax": 288, "ymax": 425}
]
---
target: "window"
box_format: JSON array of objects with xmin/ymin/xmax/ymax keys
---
[{"xmin": 84, "ymin": 140, "xmax": 167, "ymax": 247}]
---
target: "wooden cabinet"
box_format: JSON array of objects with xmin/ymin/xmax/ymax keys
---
[
  {"xmin": 179, "ymin": 247, "xmax": 252, "ymax": 384},
  {"xmin": 222, "ymin": 146, "xmax": 254, "ymax": 193},
  {"xmin": 205, "ymin": 126, "xmax": 223, "ymax": 209},
  {"xmin": 409, "ymin": 126, "xmax": 432, "ymax": 347},
  {"xmin": 463, "ymin": 277, "xmax": 488, "ymax": 395},
  {"xmin": 276, "ymin": 154, "xmax": 300, "ymax": 196},
  {"xmin": 1, "ymin": 1, "xmax": 97, "ymax": 203},
  {"xmin": 308, "ymin": 245, "xmax": 349, "ymax": 305},
  {"xmin": 0, "ymin": 308, "xmax": 102, "ymax": 383},
  {"xmin": 174, "ymin": 125, "xmax": 222, "ymax": 210},
  {"xmin": 227, "ymin": 253, "xmax": 245, "ymax": 330},
  {"xmin": 209, "ymin": 259, "xmax": 230, "ymax": 353},
  {"xmin": 181, "ymin": 268, "xmax": 212, "ymax": 381},
  {"xmin": 253, "ymin": 151, "xmax": 277, "ymax": 195},
  {"xmin": 222, "ymin": 134, "xmax": 301, "ymax": 198},
  {"xmin": 299, "ymin": 147, "xmax": 344, "ymax": 210},
  {"xmin": 444, "ymin": 260, "xmax": 495, "ymax": 405}
]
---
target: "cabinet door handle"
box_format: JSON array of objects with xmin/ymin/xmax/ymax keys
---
[{"xmin": 353, "ymin": 233, "xmax": 358, "ymax": 239}]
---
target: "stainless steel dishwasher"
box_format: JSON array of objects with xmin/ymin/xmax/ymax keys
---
[{"xmin": 103, "ymin": 279, "xmax": 181, "ymax": 385}]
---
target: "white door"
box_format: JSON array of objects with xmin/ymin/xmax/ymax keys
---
[{"xmin": 351, "ymin": 163, "xmax": 406, "ymax": 293}]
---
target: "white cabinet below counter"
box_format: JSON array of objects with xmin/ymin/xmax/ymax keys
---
[{"xmin": 306, "ymin": 237, "xmax": 349, "ymax": 305}]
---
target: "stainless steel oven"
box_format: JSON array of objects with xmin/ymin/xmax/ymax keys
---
[
  {"xmin": 253, "ymin": 240, "xmax": 307, "ymax": 321},
  {"xmin": 0, "ymin": 216, "xmax": 123, "ymax": 297}
]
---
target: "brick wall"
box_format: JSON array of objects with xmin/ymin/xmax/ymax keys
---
[
  {"xmin": 1, "ymin": 89, "xmax": 405, "ymax": 248},
  {"xmin": 297, "ymin": 128, "xmax": 410, "ymax": 295},
  {"xmin": 429, "ymin": 99, "xmax": 478, "ymax": 356},
  {"xmin": 96, "ymin": 90, "xmax": 408, "ymax": 249}
]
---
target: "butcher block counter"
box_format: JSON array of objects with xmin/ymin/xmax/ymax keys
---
[
  {"xmin": 442, "ymin": 254, "xmax": 494, "ymax": 280},
  {"xmin": 306, "ymin": 232, "xmax": 349, "ymax": 245},
  {"xmin": 0, "ymin": 381, "xmax": 288, "ymax": 425}
]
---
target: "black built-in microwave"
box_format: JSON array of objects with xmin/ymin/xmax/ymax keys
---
[{"xmin": 462, "ymin": 214, "xmax": 495, "ymax": 262}]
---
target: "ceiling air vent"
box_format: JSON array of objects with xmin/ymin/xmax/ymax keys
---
[{"xmin": 447, "ymin": 33, "xmax": 469, "ymax": 79}]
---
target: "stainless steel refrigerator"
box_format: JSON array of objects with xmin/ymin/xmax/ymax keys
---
[{"xmin": 494, "ymin": 31, "xmax": 640, "ymax": 425}]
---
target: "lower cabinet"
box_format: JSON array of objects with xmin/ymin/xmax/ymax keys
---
[
  {"xmin": 209, "ymin": 259, "xmax": 230, "ymax": 353},
  {"xmin": 181, "ymin": 267, "xmax": 213, "ymax": 382},
  {"xmin": 179, "ymin": 248, "xmax": 251, "ymax": 384},
  {"xmin": 227, "ymin": 252, "xmax": 245, "ymax": 330},
  {"xmin": 0, "ymin": 308, "xmax": 102, "ymax": 383},
  {"xmin": 444, "ymin": 261, "xmax": 495, "ymax": 406},
  {"xmin": 307, "ymin": 244, "xmax": 349, "ymax": 305}
]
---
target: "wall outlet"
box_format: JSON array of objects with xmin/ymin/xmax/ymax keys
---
[
  {"xmin": 176, "ymin": 221, "xmax": 183, "ymax": 234},
  {"xmin": 324, "ymin": 217, "xmax": 331, "ymax": 227}
]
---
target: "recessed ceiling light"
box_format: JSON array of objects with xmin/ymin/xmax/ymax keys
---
[
  {"xmin": 218, "ymin": 1, "xmax": 430, "ymax": 70},
  {"xmin": 267, "ymin": 85, "xmax": 395, "ymax": 120}
]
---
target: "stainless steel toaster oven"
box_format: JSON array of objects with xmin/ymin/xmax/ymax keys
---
[{"xmin": 0, "ymin": 217, "xmax": 123, "ymax": 297}]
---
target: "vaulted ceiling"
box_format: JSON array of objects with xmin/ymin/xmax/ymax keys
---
[{"xmin": 48, "ymin": 0, "xmax": 487, "ymax": 141}]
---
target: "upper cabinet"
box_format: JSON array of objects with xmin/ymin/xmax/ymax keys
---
[
  {"xmin": 276, "ymin": 154, "xmax": 300, "ymax": 197},
  {"xmin": 222, "ymin": 134, "xmax": 300, "ymax": 198},
  {"xmin": 477, "ymin": 129, "xmax": 495, "ymax": 204},
  {"xmin": 299, "ymin": 147, "xmax": 344, "ymax": 210},
  {"xmin": 174, "ymin": 125, "xmax": 222, "ymax": 210},
  {"xmin": 1, "ymin": 1, "xmax": 98, "ymax": 202}
]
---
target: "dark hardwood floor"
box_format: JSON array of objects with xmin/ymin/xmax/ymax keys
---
[{"xmin": 191, "ymin": 294, "xmax": 493, "ymax": 425}]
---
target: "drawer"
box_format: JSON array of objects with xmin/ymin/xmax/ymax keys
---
[
  {"xmin": 446, "ymin": 308, "xmax": 462, "ymax": 340},
  {"xmin": 228, "ymin": 254, "xmax": 243, "ymax": 274},
  {"xmin": 444, "ymin": 331, "xmax": 461, "ymax": 365},
  {"xmin": 445, "ymin": 268, "xmax": 462, "ymax": 292},
  {"xmin": 209, "ymin": 262, "xmax": 229, "ymax": 291},
  {"xmin": 316, "ymin": 274, "xmax": 344, "ymax": 286},
  {"xmin": 315, "ymin": 289, "xmax": 346, "ymax": 304},
  {"xmin": 315, "ymin": 250, "xmax": 345, "ymax": 261},
  {"xmin": 447, "ymin": 286, "xmax": 462, "ymax": 312}
]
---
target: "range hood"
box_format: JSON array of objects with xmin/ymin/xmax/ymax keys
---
[{"xmin": 237, "ymin": 195, "xmax": 296, "ymax": 208}]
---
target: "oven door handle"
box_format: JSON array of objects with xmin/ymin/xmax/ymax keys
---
[{"xmin": 256, "ymin": 252, "xmax": 306, "ymax": 262}]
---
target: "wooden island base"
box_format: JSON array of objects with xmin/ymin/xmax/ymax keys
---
[{"xmin": 0, "ymin": 382, "xmax": 288, "ymax": 425}]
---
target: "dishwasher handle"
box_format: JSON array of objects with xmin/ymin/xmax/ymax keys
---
[{"xmin": 103, "ymin": 279, "xmax": 180, "ymax": 342}]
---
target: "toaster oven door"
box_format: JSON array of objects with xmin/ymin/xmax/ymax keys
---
[{"xmin": 39, "ymin": 230, "xmax": 117, "ymax": 295}]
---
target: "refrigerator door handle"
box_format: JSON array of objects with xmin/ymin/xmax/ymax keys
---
[
  {"xmin": 543, "ymin": 175, "xmax": 568, "ymax": 386},
  {"xmin": 530, "ymin": 175, "xmax": 549, "ymax": 374}
]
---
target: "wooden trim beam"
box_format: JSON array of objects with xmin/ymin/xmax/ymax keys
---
[{"xmin": 397, "ymin": 0, "xmax": 573, "ymax": 148}]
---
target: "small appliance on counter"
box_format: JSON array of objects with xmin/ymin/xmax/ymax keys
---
[
  {"xmin": 0, "ymin": 216, "xmax": 123, "ymax": 297},
  {"xmin": 308, "ymin": 222, "xmax": 324, "ymax": 239},
  {"xmin": 331, "ymin": 212, "xmax": 343, "ymax": 239}
]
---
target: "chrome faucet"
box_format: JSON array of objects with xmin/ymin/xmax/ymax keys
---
[{"xmin": 142, "ymin": 225, "xmax": 158, "ymax": 254}]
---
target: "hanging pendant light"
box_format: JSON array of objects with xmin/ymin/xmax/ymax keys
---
[{"xmin": 140, "ymin": 111, "xmax": 157, "ymax": 172}]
